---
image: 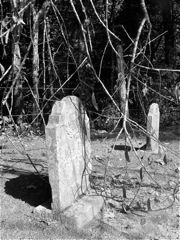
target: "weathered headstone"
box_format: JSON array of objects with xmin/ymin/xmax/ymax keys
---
[
  {"xmin": 146, "ymin": 103, "xmax": 160, "ymax": 153},
  {"xmin": 45, "ymin": 96, "xmax": 92, "ymax": 212}
]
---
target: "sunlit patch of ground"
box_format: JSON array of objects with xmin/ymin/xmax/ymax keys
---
[{"xmin": 0, "ymin": 126, "xmax": 179, "ymax": 239}]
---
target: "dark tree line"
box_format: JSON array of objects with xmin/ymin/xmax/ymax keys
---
[{"xmin": 0, "ymin": 0, "xmax": 179, "ymax": 130}]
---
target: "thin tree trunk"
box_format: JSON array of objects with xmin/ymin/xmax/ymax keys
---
[
  {"xmin": 161, "ymin": 0, "xmax": 176, "ymax": 68},
  {"xmin": 32, "ymin": 7, "xmax": 40, "ymax": 125},
  {"xmin": 31, "ymin": 0, "xmax": 50, "ymax": 126},
  {"xmin": 11, "ymin": 0, "xmax": 24, "ymax": 124},
  {"xmin": 110, "ymin": 48, "xmax": 115, "ymax": 94},
  {"xmin": 116, "ymin": 45, "xmax": 127, "ymax": 116}
]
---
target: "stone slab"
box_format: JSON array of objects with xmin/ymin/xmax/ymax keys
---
[
  {"xmin": 45, "ymin": 96, "xmax": 91, "ymax": 212},
  {"xmin": 33, "ymin": 204, "xmax": 52, "ymax": 216},
  {"xmin": 63, "ymin": 195, "xmax": 104, "ymax": 229},
  {"xmin": 33, "ymin": 195, "xmax": 104, "ymax": 229}
]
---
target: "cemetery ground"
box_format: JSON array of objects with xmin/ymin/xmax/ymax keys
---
[{"xmin": 0, "ymin": 125, "xmax": 179, "ymax": 240}]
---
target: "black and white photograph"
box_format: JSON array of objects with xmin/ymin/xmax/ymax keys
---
[{"xmin": 0, "ymin": 0, "xmax": 179, "ymax": 239}]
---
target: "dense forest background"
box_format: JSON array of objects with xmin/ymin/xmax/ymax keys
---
[{"xmin": 0, "ymin": 0, "xmax": 180, "ymax": 133}]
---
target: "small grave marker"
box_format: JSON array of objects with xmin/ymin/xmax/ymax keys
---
[{"xmin": 146, "ymin": 103, "xmax": 160, "ymax": 153}]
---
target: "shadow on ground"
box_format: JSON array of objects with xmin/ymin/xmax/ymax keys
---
[{"xmin": 5, "ymin": 173, "xmax": 52, "ymax": 207}]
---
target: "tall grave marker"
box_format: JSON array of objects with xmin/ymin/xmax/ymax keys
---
[{"xmin": 45, "ymin": 96, "xmax": 91, "ymax": 212}]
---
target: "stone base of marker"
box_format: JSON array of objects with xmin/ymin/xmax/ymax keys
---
[
  {"xmin": 63, "ymin": 195, "xmax": 104, "ymax": 229},
  {"xmin": 33, "ymin": 195, "xmax": 104, "ymax": 229}
]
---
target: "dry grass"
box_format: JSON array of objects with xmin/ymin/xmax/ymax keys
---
[{"xmin": 0, "ymin": 126, "xmax": 179, "ymax": 239}]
